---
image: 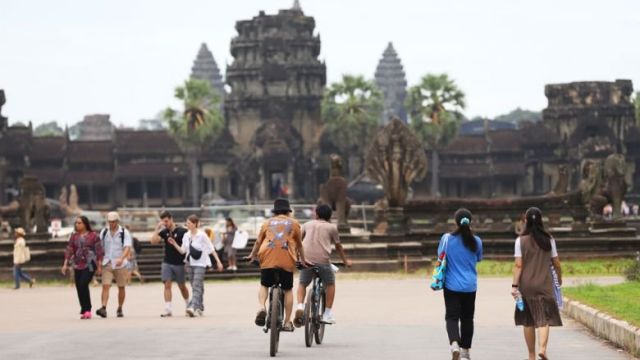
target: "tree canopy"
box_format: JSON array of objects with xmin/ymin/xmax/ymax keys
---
[
  {"xmin": 163, "ymin": 79, "xmax": 224, "ymax": 148},
  {"xmin": 322, "ymin": 74, "xmax": 383, "ymax": 169},
  {"xmin": 405, "ymin": 73, "xmax": 466, "ymax": 150}
]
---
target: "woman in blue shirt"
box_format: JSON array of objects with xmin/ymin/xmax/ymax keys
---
[{"xmin": 438, "ymin": 208, "xmax": 483, "ymax": 360}]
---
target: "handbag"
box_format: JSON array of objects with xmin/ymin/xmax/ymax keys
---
[
  {"xmin": 23, "ymin": 246, "xmax": 31, "ymax": 263},
  {"xmin": 187, "ymin": 235, "xmax": 203, "ymax": 260},
  {"xmin": 430, "ymin": 234, "xmax": 450, "ymax": 291}
]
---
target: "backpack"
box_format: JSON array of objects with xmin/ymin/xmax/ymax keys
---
[{"xmin": 100, "ymin": 228, "xmax": 126, "ymax": 246}]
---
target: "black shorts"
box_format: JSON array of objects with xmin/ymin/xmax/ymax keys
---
[{"xmin": 260, "ymin": 268, "xmax": 294, "ymax": 290}]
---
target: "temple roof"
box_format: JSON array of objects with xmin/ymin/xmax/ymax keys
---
[
  {"xmin": 114, "ymin": 130, "xmax": 182, "ymax": 156},
  {"xmin": 67, "ymin": 141, "xmax": 113, "ymax": 163},
  {"xmin": 30, "ymin": 136, "xmax": 65, "ymax": 161}
]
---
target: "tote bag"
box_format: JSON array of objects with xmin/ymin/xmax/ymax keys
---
[{"xmin": 430, "ymin": 234, "xmax": 449, "ymax": 291}]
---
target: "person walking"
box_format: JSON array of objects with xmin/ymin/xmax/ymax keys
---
[
  {"xmin": 438, "ymin": 209, "xmax": 483, "ymax": 360},
  {"xmin": 223, "ymin": 218, "xmax": 238, "ymax": 271},
  {"xmin": 96, "ymin": 211, "xmax": 132, "ymax": 318},
  {"xmin": 167, "ymin": 214, "xmax": 223, "ymax": 317},
  {"xmin": 12, "ymin": 227, "xmax": 35, "ymax": 289},
  {"xmin": 150, "ymin": 211, "xmax": 191, "ymax": 317},
  {"xmin": 61, "ymin": 216, "xmax": 104, "ymax": 319},
  {"xmin": 246, "ymin": 198, "xmax": 309, "ymax": 332},
  {"xmin": 294, "ymin": 204, "xmax": 352, "ymax": 327},
  {"xmin": 512, "ymin": 207, "xmax": 563, "ymax": 360}
]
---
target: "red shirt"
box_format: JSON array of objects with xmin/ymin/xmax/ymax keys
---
[{"xmin": 64, "ymin": 231, "xmax": 104, "ymax": 270}]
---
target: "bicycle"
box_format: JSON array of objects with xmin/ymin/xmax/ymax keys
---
[{"xmin": 302, "ymin": 263, "xmax": 341, "ymax": 347}]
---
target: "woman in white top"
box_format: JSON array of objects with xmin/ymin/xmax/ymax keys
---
[
  {"xmin": 168, "ymin": 214, "xmax": 223, "ymax": 317},
  {"xmin": 13, "ymin": 227, "xmax": 35, "ymax": 289}
]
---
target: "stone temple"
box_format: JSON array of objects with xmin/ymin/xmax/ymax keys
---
[
  {"xmin": 374, "ymin": 42, "xmax": 408, "ymax": 124},
  {"xmin": 221, "ymin": 3, "xmax": 327, "ymax": 201},
  {"xmin": 0, "ymin": 3, "xmax": 638, "ymax": 209},
  {"xmin": 435, "ymin": 80, "xmax": 638, "ymax": 198}
]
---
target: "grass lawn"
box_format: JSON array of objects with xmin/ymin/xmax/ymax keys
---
[
  {"xmin": 477, "ymin": 259, "xmax": 634, "ymax": 277},
  {"xmin": 564, "ymin": 281, "xmax": 640, "ymax": 327}
]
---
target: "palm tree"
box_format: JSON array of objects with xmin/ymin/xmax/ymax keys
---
[
  {"xmin": 164, "ymin": 79, "xmax": 224, "ymax": 206},
  {"xmin": 405, "ymin": 74, "xmax": 466, "ymax": 197},
  {"xmin": 322, "ymin": 74, "xmax": 383, "ymax": 178}
]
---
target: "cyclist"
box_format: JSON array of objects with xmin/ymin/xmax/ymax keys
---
[
  {"xmin": 246, "ymin": 198, "xmax": 309, "ymax": 332},
  {"xmin": 294, "ymin": 204, "xmax": 352, "ymax": 327}
]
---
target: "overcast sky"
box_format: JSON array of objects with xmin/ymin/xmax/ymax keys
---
[{"xmin": 1, "ymin": 0, "xmax": 638, "ymax": 127}]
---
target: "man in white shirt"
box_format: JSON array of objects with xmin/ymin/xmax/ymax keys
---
[{"xmin": 96, "ymin": 211, "xmax": 132, "ymax": 318}]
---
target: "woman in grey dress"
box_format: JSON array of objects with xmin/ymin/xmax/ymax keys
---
[
  {"xmin": 223, "ymin": 218, "xmax": 238, "ymax": 271},
  {"xmin": 512, "ymin": 207, "xmax": 563, "ymax": 360}
]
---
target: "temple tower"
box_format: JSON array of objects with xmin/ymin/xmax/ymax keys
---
[
  {"xmin": 374, "ymin": 42, "xmax": 408, "ymax": 124},
  {"xmin": 190, "ymin": 43, "xmax": 225, "ymax": 100},
  {"xmin": 224, "ymin": 1, "xmax": 326, "ymax": 200}
]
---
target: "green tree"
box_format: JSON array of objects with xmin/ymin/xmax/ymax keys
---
[
  {"xmin": 34, "ymin": 121, "xmax": 64, "ymax": 137},
  {"xmin": 164, "ymin": 79, "xmax": 224, "ymax": 206},
  {"xmin": 405, "ymin": 73, "xmax": 466, "ymax": 197},
  {"xmin": 322, "ymin": 74, "xmax": 383, "ymax": 178}
]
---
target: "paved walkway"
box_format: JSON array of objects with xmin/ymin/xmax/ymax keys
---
[{"xmin": 0, "ymin": 277, "xmax": 634, "ymax": 359}]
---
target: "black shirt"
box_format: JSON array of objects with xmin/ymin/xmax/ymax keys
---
[{"xmin": 158, "ymin": 226, "xmax": 188, "ymax": 265}]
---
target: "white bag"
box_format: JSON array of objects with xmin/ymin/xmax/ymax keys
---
[{"xmin": 232, "ymin": 230, "xmax": 249, "ymax": 249}]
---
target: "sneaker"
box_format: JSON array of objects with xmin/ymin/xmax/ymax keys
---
[
  {"xmin": 195, "ymin": 309, "xmax": 203, "ymax": 317},
  {"xmin": 293, "ymin": 309, "xmax": 304, "ymax": 328},
  {"xmin": 255, "ymin": 309, "xmax": 266, "ymax": 326},
  {"xmin": 81, "ymin": 311, "xmax": 92, "ymax": 320},
  {"xmin": 320, "ymin": 313, "xmax": 336, "ymax": 325},
  {"xmin": 450, "ymin": 341, "xmax": 460, "ymax": 360},
  {"xmin": 96, "ymin": 307, "xmax": 107, "ymax": 318},
  {"xmin": 117, "ymin": 308, "xmax": 123, "ymax": 318},
  {"xmin": 186, "ymin": 307, "xmax": 195, "ymax": 317},
  {"xmin": 460, "ymin": 348, "xmax": 470, "ymax": 360},
  {"xmin": 29, "ymin": 279, "xmax": 36, "ymax": 288},
  {"xmin": 160, "ymin": 311, "xmax": 172, "ymax": 318}
]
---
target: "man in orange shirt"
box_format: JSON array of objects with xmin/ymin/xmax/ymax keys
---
[{"xmin": 246, "ymin": 198, "xmax": 308, "ymax": 332}]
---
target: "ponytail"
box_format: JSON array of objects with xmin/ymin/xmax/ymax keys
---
[
  {"xmin": 452, "ymin": 208, "xmax": 477, "ymax": 253},
  {"xmin": 521, "ymin": 207, "xmax": 552, "ymax": 251}
]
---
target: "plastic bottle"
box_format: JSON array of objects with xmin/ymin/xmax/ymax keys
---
[{"xmin": 514, "ymin": 290, "xmax": 525, "ymax": 311}]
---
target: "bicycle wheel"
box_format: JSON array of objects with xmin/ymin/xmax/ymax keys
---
[
  {"xmin": 304, "ymin": 293, "xmax": 314, "ymax": 347},
  {"xmin": 270, "ymin": 287, "xmax": 281, "ymax": 357},
  {"xmin": 314, "ymin": 288, "xmax": 326, "ymax": 345}
]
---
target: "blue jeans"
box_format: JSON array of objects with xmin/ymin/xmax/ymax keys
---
[{"xmin": 13, "ymin": 265, "xmax": 32, "ymax": 289}]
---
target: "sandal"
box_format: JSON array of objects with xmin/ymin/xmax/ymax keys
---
[
  {"xmin": 282, "ymin": 321, "xmax": 295, "ymax": 332},
  {"xmin": 255, "ymin": 309, "xmax": 266, "ymax": 327}
]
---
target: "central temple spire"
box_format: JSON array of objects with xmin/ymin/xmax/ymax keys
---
[{"xmin": 292, "ymin": 0, "xmax": 302, "ymax": 11}]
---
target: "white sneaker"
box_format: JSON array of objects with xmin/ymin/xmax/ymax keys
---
[
  {"xmin": 460, "ymin": 348, "xmax": 470, "ymax": 360},
  {"xmin": 321, "ymin": 313, "xmax": 336, "ymax": 324},
  {"xmin": 186, "ymin": 308, "xmax": 195, "ymax": 317},
  {"xmin": 160, "ymin": 310, "xmax": 172, "ymax": 318},
  {"xmin": 450, "ymin": 341, "xmax": 460, "ymax": 360},
  {"xmin": 195, "ymin": 309, "xmax": 203, "ymax": 317}
]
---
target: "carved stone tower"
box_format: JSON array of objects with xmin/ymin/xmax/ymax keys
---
[
  {"xmin": 374, "ymin": 42, "xmax": 408, "ymax": 125},
  {"xmin": 224, "ymin": 1, "xmax": 326, "ymax": 200},
  {"xmin": 190, "ymin": 43, "xmax": 225, "ymax": 100}
]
